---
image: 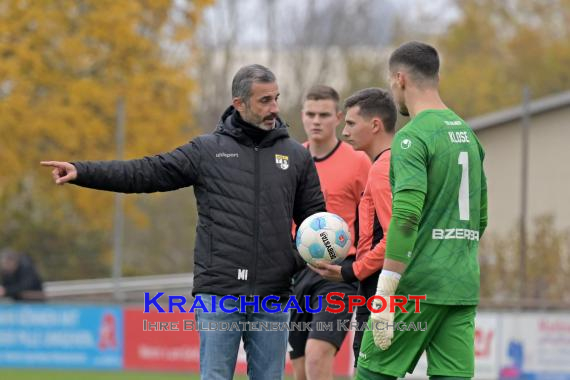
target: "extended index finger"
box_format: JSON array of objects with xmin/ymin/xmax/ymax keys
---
[{"xmin": 40, "ymin": 161, "xmax": 60, "ymax": 167}]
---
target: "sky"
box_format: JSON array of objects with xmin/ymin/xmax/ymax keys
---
[{"xmin": 198, "ymin": 0, "xmax": 460, "ymax": 48}]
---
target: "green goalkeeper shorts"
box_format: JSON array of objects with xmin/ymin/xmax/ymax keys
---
[{"xmin": 356, "ymin": 300, "xmax": 476, "ymax": 378}]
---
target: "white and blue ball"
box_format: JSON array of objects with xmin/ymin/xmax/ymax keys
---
[{"xmin": 295, "ymin": 212, "xmax": 351, "ymax": 264}]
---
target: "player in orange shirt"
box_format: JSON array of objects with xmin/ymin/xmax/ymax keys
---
[
  {"xmin": 310, "ymin": 87, "xmax": 397, "ymax": 367},
  {"xmin": 290, "ymin": 85, "xmax": 370, "ymax": 380}
]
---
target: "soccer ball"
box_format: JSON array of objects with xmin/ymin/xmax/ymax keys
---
[{"xmin": 295, "ymin": 212, "xmax": 351, "ymax": 264}]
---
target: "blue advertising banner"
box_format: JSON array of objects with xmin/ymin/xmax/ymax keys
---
[{"xmin": 0, "ymin": 304, "xmax": 123, "ymax": 369}]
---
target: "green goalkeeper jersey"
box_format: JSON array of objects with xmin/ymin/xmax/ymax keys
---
[{"xmin": 390, "ymin": 109, "xmax": 487, "ymax": 305}]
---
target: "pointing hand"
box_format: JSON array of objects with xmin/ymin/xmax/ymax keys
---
[{"xmin": 40, "ymin": 161, "xmax": 78, "ymax": 185}]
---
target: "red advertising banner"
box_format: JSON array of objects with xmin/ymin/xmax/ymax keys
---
[
  {"xmin": 123, "ymin": 307, "xmax": 200, "ymax": 372},
  {"xmin": 123, "ymin": 307, "xmax": 354, "ymax": 376}
]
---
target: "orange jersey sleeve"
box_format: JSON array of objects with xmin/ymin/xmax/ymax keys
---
[{"xmin": 351, "ymin": 150, "xmax": 392, "ymax": 280}]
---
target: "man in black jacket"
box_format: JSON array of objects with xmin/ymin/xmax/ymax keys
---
[
  {"xmin": 41, "ymin": 64, "xmax": 325, "ymax": 380},
  {"xmin": 0, "ymin": 248, "xmax": 45, "ymax": 301}
]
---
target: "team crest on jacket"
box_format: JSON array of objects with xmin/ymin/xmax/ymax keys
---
[{"xmin": 275, "ymin": 154, "xmax": 289, "ymax": 170}]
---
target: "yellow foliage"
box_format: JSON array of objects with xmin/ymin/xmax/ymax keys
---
[
  {"xmin": 479, "ymin": 215, "xmax": 570, "ymax": 308},
  {"xmin": 438, "ymin": 0, "xmax": 570, "ymax": 119},
  {"xmin": 0, "ymin": 0, "xmax": 212, "ymax": 272}
]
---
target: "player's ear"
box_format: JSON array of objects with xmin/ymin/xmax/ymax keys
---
[
  {"xmin": 233, "ymin": 97, "xmax": 245, "ymax": 113},
  {"xmin": 371, "ymin": 117, "xmax": 383, "ymax": 134},
  {"xmin": 336, "ymin": 110, "xmax": 344, "ymax": 122},
  {"xmin": 397, "ymin": 71, "xmax": 406, "ymax": 90}
]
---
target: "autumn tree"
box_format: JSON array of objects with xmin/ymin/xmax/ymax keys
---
[
  {"xmin": 479, "ymin": 215, "xmax": 570, "ymax": 309},
  {"xmin": 0, "ymin": 0, "xmax": 211, "ymax": 279},
  {"xmin": 437, "ymin": 0, "xmax": 570, "ymax": 119}
]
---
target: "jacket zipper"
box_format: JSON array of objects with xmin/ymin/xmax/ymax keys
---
[{"xmin": 250, "ymin": 145, "xmax": 260, "ymax": 297}]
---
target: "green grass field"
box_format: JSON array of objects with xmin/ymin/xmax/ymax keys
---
[
  {"xmin": 0, "ymin": 369, "xmax": 314, "ymax": 380},
  {"xmin": 0, "ymin": 369, "xmax": 253, "ymax": 380},
  {"xmin": 0, "ymin": 368, "xmax": 353, "ymax": 380},
  {"xmin": 0, "ymin": 368, "xmax": 358, "ymax": 380}
]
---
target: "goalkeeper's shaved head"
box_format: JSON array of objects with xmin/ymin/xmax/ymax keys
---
[{"xmin": 389, "ymin": 41, "xmax": 439, "ymax": 87}]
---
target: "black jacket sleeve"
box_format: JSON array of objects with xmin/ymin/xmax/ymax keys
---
[
  {"xmin": 72, "ymin": 140, "xmax": 201, "ymax": 193},
  {"xmin": 340, "ymin": 254, "xmax": 358, "ymax": 283}
]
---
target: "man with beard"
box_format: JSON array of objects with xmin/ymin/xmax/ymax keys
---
[{"xmin": 41, "ymin": 64, "xmax": 326, "ymax": 380}]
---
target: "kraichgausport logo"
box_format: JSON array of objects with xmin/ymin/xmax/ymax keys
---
[
  {"xmin": 142, "ymin": 293, "xmax": 428, "ymax": 332},
  {"xmin": 144, "ymin": 293, "xmax": 426, "ymax": 314}
]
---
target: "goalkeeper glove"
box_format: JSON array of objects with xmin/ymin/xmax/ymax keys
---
[{"xmin": 370, "ymin": 270, "xmax": 401, "ymax": 350}]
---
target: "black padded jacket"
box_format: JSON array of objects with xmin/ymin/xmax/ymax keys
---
[{"xmin": 72, "ymin": 106, "xmax": 325, "ymax": 297}]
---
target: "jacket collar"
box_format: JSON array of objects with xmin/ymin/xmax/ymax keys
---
[{"xmin": 216, "ymin": 106, "xmax": 289, "ymax": 147}]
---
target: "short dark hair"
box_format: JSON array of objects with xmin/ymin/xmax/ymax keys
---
[
  {"xmin": 389, "ymin": 41, "xmax": 440, "ymax": 84},
  {"xmin": 304, "ymin": 84, "xmax": 340, "ymax": 104},
  {"xmin": 231, "ymin": 64, "xmax": 276, "ymax": 102},
  {"xmin": 344, "ymin": 88, "xmax": 397, "ymax": 133}
]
